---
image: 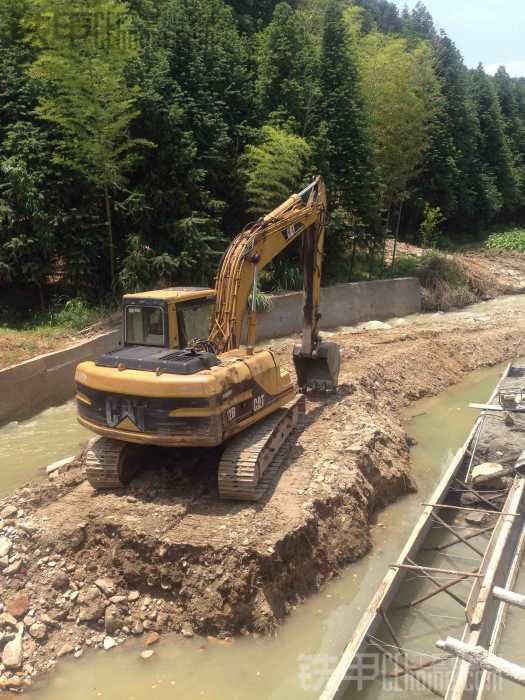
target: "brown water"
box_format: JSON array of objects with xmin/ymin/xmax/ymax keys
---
[
  {"xmin": 0, "ymin": 363, "xmax": 499, "ymax": 699},
  {"xmin": 0, "ymin": 402, "xmax": 90, "ymax": 497}
]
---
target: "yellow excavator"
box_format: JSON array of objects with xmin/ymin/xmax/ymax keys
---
[{"xmin": 75, "ymin": 177, "xmax": 340, "ymax": 500}]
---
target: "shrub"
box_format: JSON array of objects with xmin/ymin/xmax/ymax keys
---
[
  {"xmin": 420, "ymin": 204, "xmax": 445, "ymax": 249},
  {"xmin": 48, "ymin": 298, "xmax": 105, "ymax": 331},
  {"xmin": 390, "ymin": 255, "xmax": 420, "ymax": 278},
  {"xmin": 486, "ymin": 228, "xmax": 525, "ymax": 253}
]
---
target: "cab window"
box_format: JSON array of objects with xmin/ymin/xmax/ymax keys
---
[
  {"xmin": 125, "ymin": 306, "xmax": 166, "ymax": 346},
  {"xmin": 178, "ymin": 300, "xmax": 214, "ymax": 347}
]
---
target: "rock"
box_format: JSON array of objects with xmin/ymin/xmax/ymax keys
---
[
  {"xmin": 57, "ymin": 643, "xmax": 75, "ymax": 658},
  {"xmin": 471, "ymin": 462, "xmax": 506, "ymax": 489},
  {"xmin": 181, "ymin": 622, "xmax": 194, "ymax": 638},
  {"xmin": 95, "ymin": 578, "xmax": 117, "ymax": 597},
  {"xmin": 18, "ymin": 520, "xmax": 38, "ymax": 534},
  {"xmin": 110, "ymin": 595, "xmax": 127, "ymax": 605},
  {"xmin": 0, "ymin": 537, "xmax": 12, "ymax": 558},
  {"xmin": 460, "ymin": 492, "xmax": 484, "ymax": 507},
  {"xmin": 156, "ymin": 612, "xmax": 169, "ymax": 628},
  {"xmin": 131, "ymin": 622, "xmax": 144, "ymax": 636},
  {"xmin": 103, "ymin": 636, "xmax": 117, "ymax": 651},
  {"xmin": 141, "ymin": 650, "xmax": 155, "ymax": 660},
  {"xmin": 144, "ymin": 631, "xmax": 160, "ymax": 647},
  {"xmin": 128, "ymin": 591, "xmax": 140, "ymax": 602},
  {"xmin": 46, "ymin": 456, "xmax": 75, "ymax": 476},
  {"xmin": 41, "ymin": 613, "xmax": 58, "ymax": 628},
  {"xmin": 465, "ymin": 511, "xmax": 488, "ymax": 525},
  {"xmin": 0, "ymin": 505, "xmax": 17, "ymax": 520},
  {"xmin": 29, "ymin": 622, "xmax": 47, "ymax": 641},
  {"xmin": 0, "ymin": 675, "xmax": 23, "ymax": 689},
  {"xmin": 2, "ymin": 634, "xmax": 23, "ymax": 669},
  {"xmin": 4, "ymin": 560, "xmax": 22, "ymax": 575},
  {"xmin": 0, "ymin": 613, "xmax": 18, "ymax": 629},
  {"xmin": 77, "ymin": 587, "xmax": 106, "ymax": 623},
  {"xmin": 6, "ymin": 594, "xmax": 30, "ymax": 619},
  {"xmin": 104, "ymin": 605, "xmax": 123, "ymax": 636},
  {"xmin": 51, "ymin": 571, "xmax": 70, "ymax": 591}
]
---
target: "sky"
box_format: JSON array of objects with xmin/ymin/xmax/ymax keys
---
[{"xmin": 393, "ymin": 0, "xmax": 525, "ymax": 77}]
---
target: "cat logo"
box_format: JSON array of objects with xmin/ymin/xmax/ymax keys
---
[{"xmin": 106, "ymin": 398, "xmax": 145, "ymax": 432}]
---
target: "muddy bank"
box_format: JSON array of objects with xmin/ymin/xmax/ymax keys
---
[{"xmin": 0, "ymin": 309, "xmax": 524, "ymax": 691}]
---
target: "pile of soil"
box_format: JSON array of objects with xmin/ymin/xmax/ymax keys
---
[{"xmin": 1, "ymin": 304, "xmax": 525, "ymax": 691}]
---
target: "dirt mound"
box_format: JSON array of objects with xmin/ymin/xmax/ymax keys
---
[{"xmin": 1, "ymin": 307, "xmax": 525, "ymax": 690}]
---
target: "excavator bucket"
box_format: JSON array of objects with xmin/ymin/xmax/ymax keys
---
[{"xmin": 293, "ymin": 341, "xmax": 341, "ymax": 392}]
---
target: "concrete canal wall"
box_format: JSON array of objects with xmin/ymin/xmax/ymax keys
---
[{"xmin": 0, "ymin": 278, "xmax": 420, "ymax": 425}]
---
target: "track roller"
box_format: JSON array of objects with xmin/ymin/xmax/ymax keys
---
[
  {"xmin": 85, "ymin": 437, "xmax": 143, "ymax": 490},
  {"xmin": 218, "ymin": 395, "xmax": 305, "ymax": 501}
]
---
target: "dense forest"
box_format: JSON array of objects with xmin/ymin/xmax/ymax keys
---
[{"xmin": 1, "ymin": 0, "xmax": 525, "ymax": 310}]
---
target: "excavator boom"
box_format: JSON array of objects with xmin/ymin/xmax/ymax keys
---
[{"xmin": 209, "ymin": 176, "xmax": 339, "ymax": 390}]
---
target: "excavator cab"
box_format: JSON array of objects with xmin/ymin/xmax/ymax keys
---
[{"xmin": 122, "ymin": 288, "xmax": 217, "ymax": 351}]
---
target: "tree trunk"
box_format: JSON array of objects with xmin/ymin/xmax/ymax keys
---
[
  {"xmin": 37, "ymin": 281, "xmax": 46, "ymax": 312},
  {"xmin": 391, "ymin": 200, "xmax": 404, "ymax": 270},
  {"xmin": 104, "ymin": 183, "xmax": 116, "ymax": 292},
  {"xmin": 349, "ymin": 237, "xmax": 357, "ymax": 280},
  {"xmin": 381, "ymin": 200, "xmax": 393, "ymax": 273}
]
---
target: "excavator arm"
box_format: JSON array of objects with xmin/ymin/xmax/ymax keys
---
[{"xmin": 209, "ymin": 176, "xmax": 340, "ymax": 391}]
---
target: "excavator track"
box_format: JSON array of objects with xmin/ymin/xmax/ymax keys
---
[
  {"xmin": 85, "ymin": 437, "xmax": 142, "ymax": 490},
  {"xmin": 218, "ymin": 395, "xmax": 305, "ymax": 501}
]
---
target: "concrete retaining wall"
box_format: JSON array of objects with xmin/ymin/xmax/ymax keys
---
[
  {"xmin": 0, "ymin": 330, "xmax": 121, "ymax": 426},
  {"xmin": 256, "ymin": 277, "xmax": 421, "ymax": 340},
  {"xmin": 0, "ymin": 277, "xmax": 420, "ymax": 426}
]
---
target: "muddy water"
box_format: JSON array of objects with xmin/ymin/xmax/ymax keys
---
[
  {"xmin": 0, "ymin": 402, "xmax": 90, "ymax": 497},
  {"xmin": 0, "ymin": 363, "xmax": 499, "ymax": 699}
]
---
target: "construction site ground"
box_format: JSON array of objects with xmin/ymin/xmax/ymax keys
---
[{"xmin": 1, "ymin": 295, "xmax": 525, "ymax": 690}]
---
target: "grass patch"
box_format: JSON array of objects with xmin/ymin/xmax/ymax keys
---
[
  {"xmin": 486, "ymin": 228, "xmax": 525, "ymax": 253},
  {"xmin": 0, "ymin": 298, "xmax": 114, "ymax": 369},
  {"xmin": 389, "ymin": 253, "xmax": 492, "ymax": 312}
]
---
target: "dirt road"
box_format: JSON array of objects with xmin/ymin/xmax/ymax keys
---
[{"xmin": 1, "ymin": 296, "xmax": 525, "ymax": 690}]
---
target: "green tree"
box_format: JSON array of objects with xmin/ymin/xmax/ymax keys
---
[
  {"xmin": 415, "ymin": 34, "xmax": 483, "ymax": 230},
  {"xmin": 470, "ymin": 64, "xmax": 520, "ymax": 220},
  {"xmin": 358, "ymin": 31, "xmax": 440, "ymax": 255},
  {"xmin": 318, "ymin": 0, "xmax": 379, "ymax": 227},
  {"xmin": 225, "ymin": 0, "xmax": 294, "ymax": 33},
  {"xmin": 0, "ymin": 0, "xmax": 62, "ymax": 305},
  {"xmin": 256, "ymin": 2, "xmax": 320, "ymax": 134},
  {"xmin": 0, "ymin": 123, "xmax": 58, "ymax": 307},
  {"xmin": 354, "ymin": 0, "xmax": 402, "ymax": 34},
  {"xmin": 240, "ymin": 124, "xmax": 311, "ymax": 215},
  {"xmin": 359, "ymin": 33, "xmax": 439, "ymax": 207},
  {"xmin": 494, "ymin": 66, "xmax": 525, "ymax": 206},
  {"xmin": 28, "ymin": 0, "xmax": 152, "ymax": 290},
  {"xmin": 122, "ymin": 0, "xmax": 252, "ymax": 286}
]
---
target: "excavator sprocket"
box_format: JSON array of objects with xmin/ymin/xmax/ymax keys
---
[
  {"xmin": 85, "ymin": 437, "xmax": 143, "ymax": 490},
  {"xmin": 218, "ymin": 395, "xmax": 305, "ymax": 501}
]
